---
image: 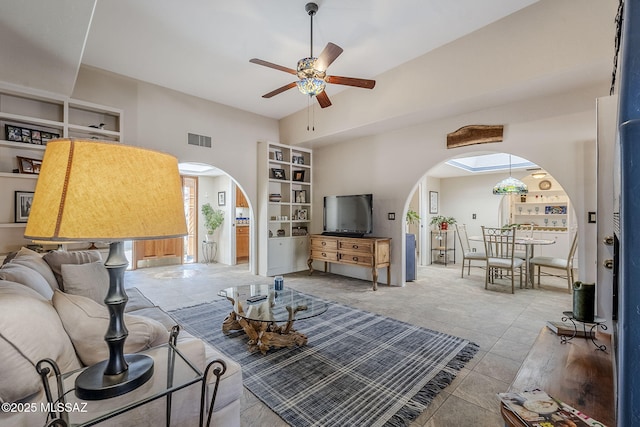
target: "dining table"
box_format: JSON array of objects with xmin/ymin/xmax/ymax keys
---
[{"xmin": 470, "ymin": 235, "xmax": 555, "ymax": 288}]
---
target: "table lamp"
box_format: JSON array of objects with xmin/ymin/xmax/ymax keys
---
[{"xmin": 24, "ymin": 139, "xmax": 187, "ymax": 400}]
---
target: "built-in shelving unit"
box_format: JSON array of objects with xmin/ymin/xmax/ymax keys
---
[
  {"xmin": 0, "ymin": 83, "xmax": 123, "ymax": 255},
  {"xmin": 257, "ymin": 141, "xmax": 312, "ymax": 276},
  {"xmin": 512, "ymin": 190, "xmax": 570, "ymax": 231},
  {"xmin": 507, "ymin": 177, "xmax": 576, "ymax": 261}
]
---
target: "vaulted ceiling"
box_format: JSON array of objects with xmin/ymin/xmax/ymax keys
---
[
  {"xmin": 0, "ymin": 0, "xmax": 616, "ymax": 150},
  {"xmin": 2, "ymin": 0, "xmax": 540, "ymax": 120}
]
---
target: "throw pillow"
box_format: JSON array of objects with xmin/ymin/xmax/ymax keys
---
[
  {"xmin": 0, "ymin": 280, "xmax": 81, "ymax": 404},
  {"xmin": 10, "ymin": 247, "xmax": 59, "ymax": 291},
  {"xmin": 0, "ymin": 262, "xmax": 54, "ymax": 300},
  {"xmin": 61, "ymin": 261, "xmax": 109, "ymax": 305},
  {"xmin": 43, "ymin": 250, "xmax": 102, "ymax": 291},
  {"xmin": 52, "ymin": 291, "xmax": 170, "ymax": 366}
]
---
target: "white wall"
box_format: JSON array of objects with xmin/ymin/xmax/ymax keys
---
[
  {"xmin": 72, "ymin": 66, "xmax": 279, "ymax": 273},
  {"xmin": 198, "ymin": 175, "xmax": 233, "ymax": 264}
]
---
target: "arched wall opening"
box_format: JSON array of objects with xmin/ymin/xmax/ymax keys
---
[
  {"xmin": 178, "ymin": 162, "xmax": 255, "ymax": 274},
  {"xmin": 405, "ymin": 152, "xmax": 580, "ymax": 287},
  {"xmin": 403, "ymin": 151, "xmax": 597, "ymax": 294}
]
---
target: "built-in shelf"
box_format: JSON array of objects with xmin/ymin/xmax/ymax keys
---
[
  {"xmin": 258, "ymin": 141, "xmax": 312, "ymax": 276},
  {"xmin": 0, "ymin": 223, "xmax": 26, "ymax": 228},
  {"xmin": 0, "ymin": 83, "xmax": 123, "ymax": 254}
]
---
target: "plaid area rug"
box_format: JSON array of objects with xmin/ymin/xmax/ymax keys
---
[{"xmin": 169, "ymin": 297, "xmax": 478, "ymax": 427}]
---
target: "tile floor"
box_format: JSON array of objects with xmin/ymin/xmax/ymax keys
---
[{"xmin": 126, "ymin": 261, "xmax": 573, "ymax": 427}]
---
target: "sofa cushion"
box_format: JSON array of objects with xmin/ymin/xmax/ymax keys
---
[
  {"xmin": 0, "ymin": 262, "xmax": 54, "ymax": 300},
  {"xmin": 43, "ymin": 250, "xmax": 102, "ymax": 291},
  {"xmin": 9, "ymin": 247, "xmax": 59, "ymax": 291},
  {"xmin": 61, "ymin": 261, "xmax": 109, "ymax": 305},
  {"xmin": 0, "ymin": 280, "xmax": 81, "ymax": 403},
  {"xmin": 52, "ymin": 291, "xmax": 170, "ymax": 366}
]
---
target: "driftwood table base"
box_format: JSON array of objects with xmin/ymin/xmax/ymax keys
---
[{"xmin": 222, "ymin": 301, "xmax": 309, "ymax": 354}]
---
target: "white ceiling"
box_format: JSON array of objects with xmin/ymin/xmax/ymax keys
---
[{"xmin": 1, "ymin": 0, "xmax": 538, "ymax": 120}]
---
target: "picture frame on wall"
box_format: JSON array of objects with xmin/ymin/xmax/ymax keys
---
[
  {"xmin": 218, "ymin": 191, "xmax": 226, "ymax": 206},
  {"xmin": 15, "ymin": 191, "xmax": 34, "ymax": 223},
  {"xmin": 429, "ymin": 191, "xmax": 439, "ymax": 214}
]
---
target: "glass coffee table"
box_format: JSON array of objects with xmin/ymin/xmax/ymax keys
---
[{"xmin": 218, "ymin": 284, "xmax": 328, "ymax": 354}]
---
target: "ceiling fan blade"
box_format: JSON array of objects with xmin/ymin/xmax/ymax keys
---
[
  {"xmin": 326, "ymin": 75, "xmax": 376, "ymax": 89},
  {"xmin": 316, "ymin": 91, "xmax": 332, "ymax": 108},
  {"xmin": 262, "ymin": 82, "xmax": 298, "ymax": 98},
  {"xmin": 315, "ymin": 43, "xmax": 343, "ymax": 71},
  {"xmin": 249, "ymin": 58, "xmax": 297, "ymax": 75}
]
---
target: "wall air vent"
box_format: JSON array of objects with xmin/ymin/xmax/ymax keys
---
[{"xmin": 187, "ymin": 133, "xmax": 212, "ymax": 148}]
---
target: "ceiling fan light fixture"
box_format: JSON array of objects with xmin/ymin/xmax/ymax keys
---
[
  {"xmin": 297, "ymin": 77, "xmax": 326, "ymax": 96},
  {"xmin": 296, "ymin": 58, "xmax": 326, "ymax": 95}
]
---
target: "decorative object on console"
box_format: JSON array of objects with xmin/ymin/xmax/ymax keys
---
[
  {"xmin": 572, "ymin": 281, "xmax": 595, "ymax": 322},
  {"xmin": 24, "ymin": 138, "xmax": 188, "ymax": 400}
]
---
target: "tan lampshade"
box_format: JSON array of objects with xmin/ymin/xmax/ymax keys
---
[{"xmin": 25, "ymin": 139, "xmax": 187, "ymax": 241}]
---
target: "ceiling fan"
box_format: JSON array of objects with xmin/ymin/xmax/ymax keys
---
[{"xmin": 249, "ymin": 2, "xmax": 376, "ymax": 108}]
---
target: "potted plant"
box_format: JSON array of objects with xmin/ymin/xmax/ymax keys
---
[
  {"xmin": 201, "ymin": 203, "xmax": 224, "ymax": 241},
  {"xmin": 406, "ymin": 209, "xmax": 420, "ymax": 227},
  {"xmin": 430, "ymin": 215, "xmax": 456, "ymax": 230}
]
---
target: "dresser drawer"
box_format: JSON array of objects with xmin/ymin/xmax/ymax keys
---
[
  {"xmin": 338, "ymin": 253, "xmax": 372, "ymax": 266},
  {"xmin": 310, "ymin": 238, "xmax": 338, "ymax": 251},
  {"xmin": 338, "ymin": 239, "xmax": 373, "ymax": 254},
  {"xmin": 310, "ymin": 249, "xmax": 338, "ymax": 262}
]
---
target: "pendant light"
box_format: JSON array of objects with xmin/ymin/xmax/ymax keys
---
[{"xmin": 493, "ymin": 155, "xmax": 528, "ymax": 195}]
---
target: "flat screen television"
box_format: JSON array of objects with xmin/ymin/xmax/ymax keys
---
[{"xmin": 323, "ymin": 194, "xmax": 373, "ymax": 237}]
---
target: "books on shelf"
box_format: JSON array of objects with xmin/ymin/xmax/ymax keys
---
[
  {"xmin": 499, "ymin": 389, "xmax": 607, "ymax": 427},
  {"xmin": 546, "ymin": 321, "xmax": 594, "ymax": 338}
]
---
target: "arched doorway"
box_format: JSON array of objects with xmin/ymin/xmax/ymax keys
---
[
  {"xmin": 132, "ymin": 162, "xmax": 253, "ymax": 271},
  {"xmin": 406, "ymin": 152, "xmax": 580, "ymax": 287}
]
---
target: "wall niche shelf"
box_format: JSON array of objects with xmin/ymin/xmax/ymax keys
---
[{"xmin": 0, "ymin": 83, "xmax": 123, "ymax": 254}]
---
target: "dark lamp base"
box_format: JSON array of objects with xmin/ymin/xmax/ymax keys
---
[{"xmin": 75, "ymin": 354, "xmax": 154, "ymax": 400}]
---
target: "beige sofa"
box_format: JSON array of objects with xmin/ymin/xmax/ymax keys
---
[{"xmin": 0, "ymin": 247, "xmax": 242, "ymax": 427}]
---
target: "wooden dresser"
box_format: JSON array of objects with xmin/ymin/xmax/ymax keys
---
[{"xmin": 307, "ymin": 234, "xmax": 391, "ymax": 291}]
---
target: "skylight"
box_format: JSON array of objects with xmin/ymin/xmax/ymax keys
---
[{"xmin": 446, "ymin": 153, "xmax": 537, "ymax": 173}]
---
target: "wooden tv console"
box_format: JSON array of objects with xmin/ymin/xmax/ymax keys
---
[{"xmin": 307, "ymin": 234, "xmax": 391, "ymax": 291}]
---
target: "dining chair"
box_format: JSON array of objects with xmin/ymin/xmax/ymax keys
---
[
  {"xmin": 514, "ymin": 224, "xmax": 534, "ymax": 260},
  {"xmin": 482, "ymin": 226, "xmax": 524, "ymax": 294},
  {"xmin": 529, "ymin": 231, "xmax": 578, "ymax": 292},
  {"xmin": 455, "ymin": 224, "xmax": 486, "ymax": 277}
]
